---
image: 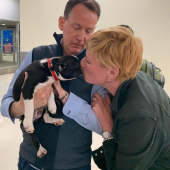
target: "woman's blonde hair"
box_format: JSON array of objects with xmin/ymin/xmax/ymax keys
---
[{"xmin": 86, "ymin": 26, "xmax": 143, "ymax": 82}]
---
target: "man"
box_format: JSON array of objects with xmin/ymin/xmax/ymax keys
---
[{"xmin": 1, "ymin": 0, "xmax": 100, "ymax": 169}]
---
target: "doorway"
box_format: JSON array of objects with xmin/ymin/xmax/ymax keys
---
[{"xmin": 0, "ymin": 21, "xmax": 19, "ymax": 74}]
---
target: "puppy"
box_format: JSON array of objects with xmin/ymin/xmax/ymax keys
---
[{"xmin": 13, "ymin": 55, "xmax": 82, "ymax": 157}]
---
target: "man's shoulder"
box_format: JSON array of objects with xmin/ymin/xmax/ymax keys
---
[
  {"xmin": 32, "ymin": 44, "xmax": 62, "ymax": 61},
  {"xmin": 33, "ymin": 44, "xmax": 59, "ymax": 54}
]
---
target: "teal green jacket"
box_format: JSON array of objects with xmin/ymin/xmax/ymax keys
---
[{"xmin": 103, "ymin": 71, "xmax": 170, "ymax": 170}]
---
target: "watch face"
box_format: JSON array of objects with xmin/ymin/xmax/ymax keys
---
[{"xmin": 102, "ymin": 131, "xmax": 111, "ymax": 139}]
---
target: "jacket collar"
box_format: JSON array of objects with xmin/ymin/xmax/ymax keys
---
[{"xmin": 110, "ymin": 79, "xmax": 132, "ymax": 113}]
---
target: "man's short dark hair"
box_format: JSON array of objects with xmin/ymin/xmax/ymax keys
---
[
  {"xmin": 64, "ymin": 0, "xmax": 100, "ymax": 20},
  {"xmin": 118, "ymin": 25, "xmax": 134, "ymax": 34}
]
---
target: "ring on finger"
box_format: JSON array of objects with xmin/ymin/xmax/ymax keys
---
[{"xmin": 92, "ymin": 97, "xmax": 97, "ymax": 102}]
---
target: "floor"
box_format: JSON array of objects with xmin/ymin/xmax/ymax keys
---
[{"xmin": 0, "ymin": 73, "xmax": 102, "ymax": 170}]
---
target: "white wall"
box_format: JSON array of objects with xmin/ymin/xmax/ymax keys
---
[{"xmin": 0, "ymin": 0, "xmax": 20, "ymax": 21}]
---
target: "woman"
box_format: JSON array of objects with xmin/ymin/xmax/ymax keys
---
[{"xmin": 54, "ymin": 26, "xmax": 170, "ymax": 170}]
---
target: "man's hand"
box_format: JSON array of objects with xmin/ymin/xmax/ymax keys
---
[
  {"xmin": 53, "ymin": 81, "xmax": 69, "ymax": 104},
  {"xmin": 23, "ymin": 72, "xmax": 53, "ymax": 109},
  {"xmin": 92, "ymin": 93, "xmax": 113, "ymax": 132},
  {"xmin": 34, "ymin": 84, "xmax": 53, "ymax": 109}
]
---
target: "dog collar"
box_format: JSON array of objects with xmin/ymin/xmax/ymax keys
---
[{"xmin": 47, "ymin": 58, "xmax": 59, "ymax": 81}]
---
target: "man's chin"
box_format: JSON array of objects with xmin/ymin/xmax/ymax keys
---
[{"xmin": 70, "ymin": 47, "xmax": 84, "ymax": 55}]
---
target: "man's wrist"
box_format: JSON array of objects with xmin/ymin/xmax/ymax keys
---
[
  {"xmin": 60, "ymin": 92, "xmax": 70, "ymax": 104},
  {"xmin": 57, "ymin": 89, "xmax": 67, "ymax": 98},
  {"xmin": 60, "ymin": 92, "xmax": 69, "ymax": 101},
  {"xmin": 9, "ymin": 101, "xmax": 24, "ymax": 118}
]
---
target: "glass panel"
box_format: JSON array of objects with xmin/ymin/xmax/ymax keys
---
[{"xmin": 0, "ymin": 29, "xmax": 18, "ymax": 68}]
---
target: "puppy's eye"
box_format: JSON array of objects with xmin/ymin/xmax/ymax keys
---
[
  {"xmin": 58, "ymin": 65, "xmax": 63, "ymax": 72},
  {"xmin": 64, "ymin": 63, "xmax": 67, "ymax": 69}
]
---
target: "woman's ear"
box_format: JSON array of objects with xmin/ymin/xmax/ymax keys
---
[
  {"xmin": 58, "ymin": 16, "xmax": 65, "ymax": 31},
  {"xmin": 107, "ymin": 67, "xmax": 119, "ymax": 81}
]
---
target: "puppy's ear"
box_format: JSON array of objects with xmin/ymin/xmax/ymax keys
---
[
  {"xmin": 52, "ymin": 57, "xmax": 60, "ymax": 63},
  {"xmin": 50, "ymin": 57, "xmax": 60, "ymax": 71}
]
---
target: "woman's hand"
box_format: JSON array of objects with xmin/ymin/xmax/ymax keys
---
[{"xmin": 92, "ymin": 93, "xmax": 113, "ymax": 132}]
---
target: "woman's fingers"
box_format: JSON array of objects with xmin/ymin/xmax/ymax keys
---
[
  {"xmin": 105, "ymin": 93, "xmax": 111, "ymax": 105},
  {"xmin": 91, "ymin": 93, "xmax": 113, "ymax": 132}
]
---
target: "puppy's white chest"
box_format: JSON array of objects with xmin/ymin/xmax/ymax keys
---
[{"xmin": 34, "ymin": 76, "xmax": 54, "ymax": 92}]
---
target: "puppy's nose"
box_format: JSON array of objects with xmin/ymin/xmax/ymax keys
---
[{"xmin": 77, "ymin": 68, "xmax": 83, "ymax": 77}]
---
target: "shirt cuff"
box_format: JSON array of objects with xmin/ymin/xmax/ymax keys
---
[
  {"xmin": 62, "ymin": 92, "xmax": 85, "ymax": 119},
  {"xmin": 1, "ymin": 99, "xmax": 19, "ymax": 123}
]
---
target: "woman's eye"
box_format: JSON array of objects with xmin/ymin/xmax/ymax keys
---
[{"xmin": 86, "ymin": 60, "xmax": 90, "ymax": 64}]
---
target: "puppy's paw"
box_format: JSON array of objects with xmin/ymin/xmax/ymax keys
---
[
  {"xmin": 37, "ymin": 145, "xmax": 47, "ymax": 158},
  {"xmin": 48, "ymin": 102, "xmax": 57, "ymax": 114},
  {"xmin": 53, "ymin": 118, "xmax": 65, "ymax": 126},
  {"xmin": 23, "ymin": 119, "xmax": 34, "ymax": 133}
]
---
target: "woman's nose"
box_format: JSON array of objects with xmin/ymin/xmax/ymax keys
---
[{"xmin": 80, "ymin": 57, "xmax": 85, "ymax": 68}]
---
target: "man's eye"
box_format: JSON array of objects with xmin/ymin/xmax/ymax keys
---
[
  {"xmin": 73, "ymin": 27, "xmax": 80, "ymax": 30},
  {"xmin": 86, "ymin": 30, "xmax": 93, "ymax": 34}
]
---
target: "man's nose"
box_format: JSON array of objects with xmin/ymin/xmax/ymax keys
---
[{"xmin": 77, "ymin": 31, "xmax": 86, "ymax": 41}]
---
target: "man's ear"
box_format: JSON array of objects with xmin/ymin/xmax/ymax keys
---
[
  {"xmin": 58, "ymin": 16, "xmax": 65, "ymax": 31},
  {"xmin": 108, "ymin": 67, "xmax": 119, "ymax": 81}
]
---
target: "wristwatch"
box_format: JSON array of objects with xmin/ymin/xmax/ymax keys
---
[{"xmin": 102, "ymin": 131, "xmax": 113, "ymax": 141}]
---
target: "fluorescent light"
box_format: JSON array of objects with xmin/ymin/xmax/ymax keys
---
[{"xmin": 1, "ymin": 24, "xmax": 6, "ymax": 25}]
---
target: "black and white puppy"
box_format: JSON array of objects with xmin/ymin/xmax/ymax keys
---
[{"xmin": 13, "ymin": 55, "xmax": 82, "ymax": 157}]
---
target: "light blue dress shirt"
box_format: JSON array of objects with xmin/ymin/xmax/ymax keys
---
[
  {"xmin": 63, "ymin": 86, "xmax": 108, "ymax": 135},
  {"xmin": 0, "ymin": 50, "xmax": 33, "ymax": 122},
  {"xmin": 0, "ymin": 49, "xmax": 109, "ymax": 135}
]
